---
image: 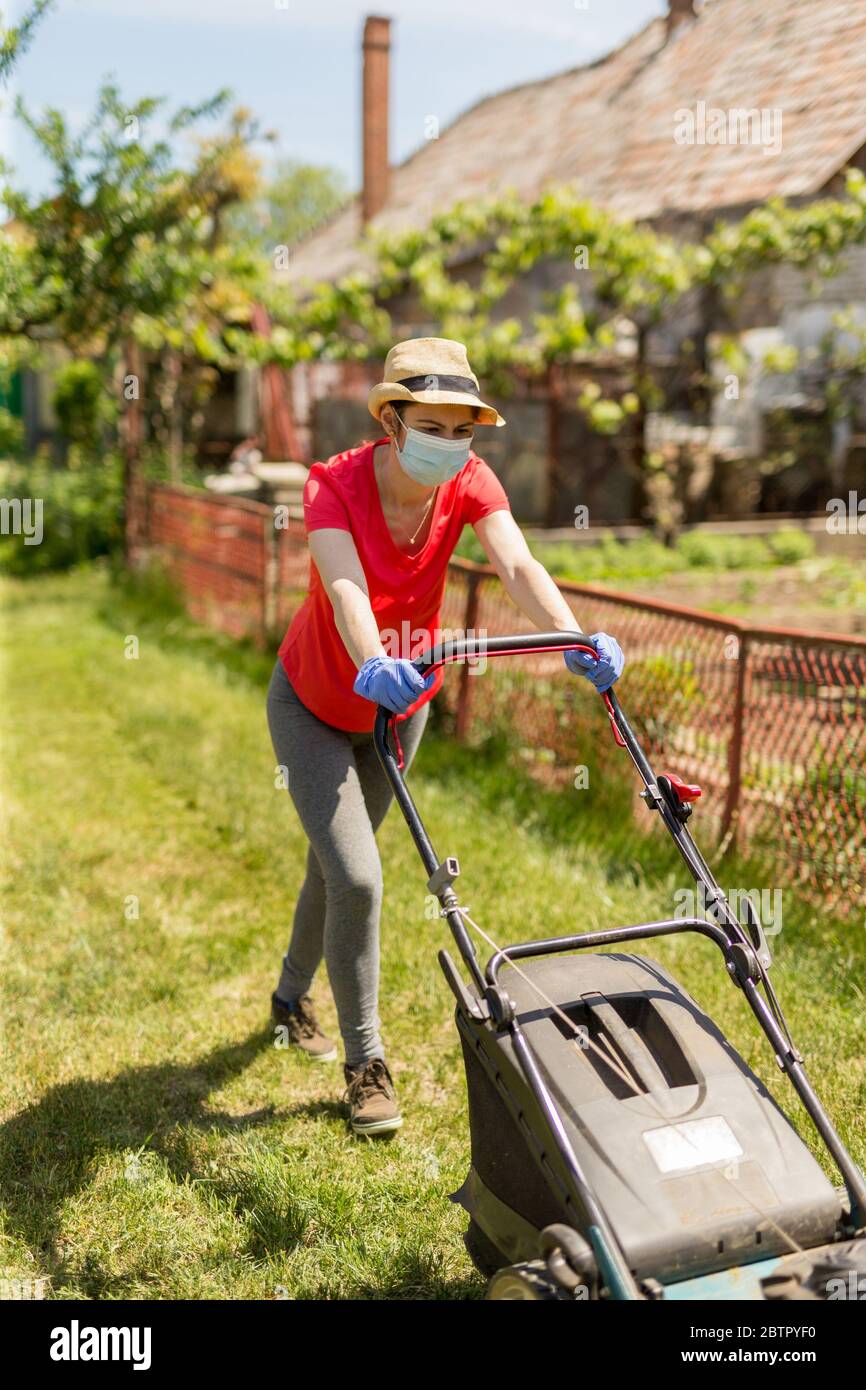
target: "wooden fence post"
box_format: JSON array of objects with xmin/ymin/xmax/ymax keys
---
[
  {"xmin": 122, "ymin": 336, "xmax": 145, "ymax": 568},
  {"xmin": 263, "ymin": 510, "xmax": 278, "ymax": 643},
  {"xmin": 720, "ymin": 630, "xmax": 749, "ymax": 847},
  {"xmin": 454, "ymin": 570, "xmax": 483, "ymax": 740},
  {"xmin": 545, "ymin": 362, "xmax": 561, "ymax": 529}
]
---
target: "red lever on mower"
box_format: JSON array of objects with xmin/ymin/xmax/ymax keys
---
[{"xmin": 661, "ymin": 772, "xmax": 702, "ymax": 804}]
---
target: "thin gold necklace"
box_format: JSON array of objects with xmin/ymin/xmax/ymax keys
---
[{"xmin": 376, "ymin": 447, "xmax": 436, "ymax": 547}]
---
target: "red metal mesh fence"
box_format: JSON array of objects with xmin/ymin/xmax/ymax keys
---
[
  {"xmin": 274, "ymin": 518, "xmax": 312, "ymax": 634},
  {"xmin": 139, "ymin": 483, "xmax": 865, "ymax": 912},
  {"xmin": 739, "ymin": 633, "xmax": 866, "ymax": 903},
  {"xmin": 447, "ymin": 570, "xmax": 742, "ymax": 837},
  {"xmin": 147, "ymin": 483, "xmax": 270, "ymax": 641}
]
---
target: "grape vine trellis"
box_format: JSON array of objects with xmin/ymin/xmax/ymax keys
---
[{"xmin": 248, "ymin": 170, "xmax": 866, "ymax": 515}]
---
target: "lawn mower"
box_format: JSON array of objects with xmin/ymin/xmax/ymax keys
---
[{"xmin": 373, "ymin": 631, "xmax": 866, "ymax": 1301}]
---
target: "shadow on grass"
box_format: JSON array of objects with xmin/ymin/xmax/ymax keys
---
[
  {"xmin": 0, "ymin": 1029, "xmax": 480, "ymax": 1300},
  {"xmin": 0, "ymin": 1032, "xmax": 269, "ymax": 1289}
]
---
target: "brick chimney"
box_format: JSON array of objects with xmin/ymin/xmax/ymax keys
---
[
  {"xmin": 667, "ymin": 0, "xmax": 697, "ymax": 38},
  {"xmin": 362, "ymin": 15, "xmax": 391, "ymax": 226}
]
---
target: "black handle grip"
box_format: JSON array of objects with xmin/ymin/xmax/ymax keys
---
[{"xmin": 407, "ymin": 630, "xmax": 599, "ymax": 679}]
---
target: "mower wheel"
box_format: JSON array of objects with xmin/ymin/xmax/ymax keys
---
[{"xmin": 486, "ymin": 1261, "xmax": 572, "ymax": 1300}]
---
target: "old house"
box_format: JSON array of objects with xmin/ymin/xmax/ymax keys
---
[{"xmin": 277, "ymin": 0, "xmax": 866, "ymax": 526}]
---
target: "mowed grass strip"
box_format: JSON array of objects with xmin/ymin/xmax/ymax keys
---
[{"xmin": 1, "ymin": 565, "xmax": 863, "ymax": 1300}]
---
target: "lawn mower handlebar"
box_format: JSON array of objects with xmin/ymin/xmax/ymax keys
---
[
  {"xmin": 373, "ymin": 629, "xmax": 640, "ymax": 779},
  {"xmin": 373, "ymin": 630, "xmax": 667, "ymax": 841},
  {"xmin": 407, "ymin": 629, "xmax": 599, "ymax": 678}
]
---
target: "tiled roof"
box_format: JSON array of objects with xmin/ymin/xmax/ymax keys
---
[{"xmin": 283, "ymin": 0, "xmax": 866, "ymax": 287}]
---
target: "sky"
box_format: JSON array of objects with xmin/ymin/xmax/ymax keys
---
[{"xmin": 2, "ymin": 0, "xmax": 667, "ymax": 198}]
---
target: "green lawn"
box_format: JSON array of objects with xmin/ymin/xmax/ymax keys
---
[{"xmin": 1, "ymin": 565, "xmax": 863, "ymax": 1300}]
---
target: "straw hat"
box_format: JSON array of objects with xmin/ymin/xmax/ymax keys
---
[{"xmin": 367, "ymin": 337, "xmax": 506, "ymax": 427}]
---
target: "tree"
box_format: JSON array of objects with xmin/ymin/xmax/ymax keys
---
[
  {"xmin": 230, "ymin": 157, "xmax": 348, "ymax": 255},
  {"xmin": 0, "ymin": 0, "xmax": 54, "ymax": 85},
  {"xmin": 0, "ymin": 3, "xmax": 57, "ymax": 346},
  {"xmin": 4, "ymin": 82, "xmax": 264, "ymax": 351},
  {"xmin": 2, "ymin": 80, "xmax": 268, "ymax": 546}
]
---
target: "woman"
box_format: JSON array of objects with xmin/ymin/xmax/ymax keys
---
[{"xmin": 266, "ymin": 337, "xmax": 624, "ymax": 1137}]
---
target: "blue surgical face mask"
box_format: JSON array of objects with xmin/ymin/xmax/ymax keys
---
[{"xmin": 393, "ymin": 419, "xmax": 472, "ymax": 486}]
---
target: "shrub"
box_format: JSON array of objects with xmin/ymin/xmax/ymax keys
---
[
  {"xmin": 676, "ymin": 531, "xmax": 717, "ymax": 568},
  {"xmin": 0, "ymin": 452, "xmax": 124, "ymax": 574},
  {"xmin": 766, "ymin": 527, "xmax": 815, "ymax": 566},
  {"xmin": 52, "ymin": 359, "xmax": 116, "ymax": 453},
  {"xmin": 0, "ymin": 406, "xmax": 25, "ymax": 459},
  {"xmin": 452, "ymin": 512, "xmax": 822, "ymax": 584},
  {"xmin": 717, "ymin": 536, "xmax": 773, "ymax": 570}
]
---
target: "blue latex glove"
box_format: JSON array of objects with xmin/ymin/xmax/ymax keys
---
[
  {"xmin": 354, "ymin": 655, "xmax": 435, "ymax": 713},
  {"xmin": 564, "ymin": 632, "xmax": 624, "ymax": 693}
]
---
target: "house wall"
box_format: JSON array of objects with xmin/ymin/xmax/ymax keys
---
[
  {"xmin": 706, "ymin": 247, "xmax": 866, "ymax": 506},
  {"xmin": 285, "ymin": 207, "xmax": 866, "ymax": 524}
]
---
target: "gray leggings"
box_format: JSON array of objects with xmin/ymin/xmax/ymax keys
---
[{"xmin": 266, "ymin": 658, "xmax": 430, "ymax": 1067}]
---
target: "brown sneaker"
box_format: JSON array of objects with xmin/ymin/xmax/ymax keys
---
[
  {"xmin": 271, "ymin": 991, "xmax": 338, "ymax": 1062},
  {"xmin": 342, "ymin": 1058, "xmax": 403, "ymax": 1137}
]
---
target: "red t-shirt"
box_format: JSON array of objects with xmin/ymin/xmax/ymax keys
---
[{"xmin": 278, "ymin": 436, "xmax": 511, "ymax": 731}]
